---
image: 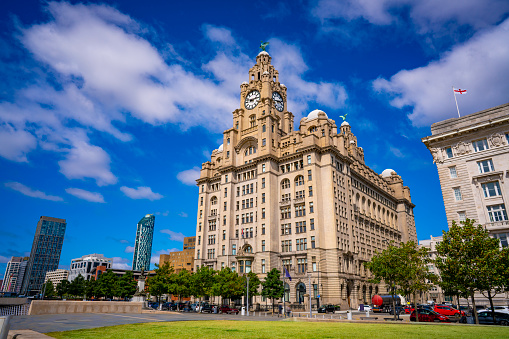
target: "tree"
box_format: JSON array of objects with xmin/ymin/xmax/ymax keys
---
[
  {"xmin": 169, "ymin": 270, "xmax": 192, "ymax": 309},
  {"xmin": 261, "ymin": 268, "xmax": 284, "ymax": 314},
  {"xmin": 85, "ymin": 277, "xmax": 96, "ymax": 299},
  {"xmin": 191, "ymin": 266, "xmax": 216, "ymax": 303},
  {"xmin": 69, "ymin": 274, "xmax": 86, "ymax": 298},
  {"xmin": 96, "ymin": 270, "xmax": 118, "ymax": 300},
  {"xmin": 115, "ymin": 271, "xmax": 137, "ymax": 300},
  {"xmin": 43, "ymin": 280, "xmax": 55, "ymax": 299},
  {"xmin": 212, "ymin": 268, "xmax": 243, "ymax": 305},
  {"xmin": 436, "ymin": 219, "xmax": 509, "ymax": 324},
  {"xmin": 146, "ymin": 263, "xmax": 173, "ymax": 306},
  {"xmin": 244, "ymin": 271, "xmax": 261, "ymax": 298},
  {"xmin": 56, "ymin": 279, "xmax": 70, "ymax": 299},
  {"xmin": 365, "ymin": 242, "xmax": 402, "ymax": 320}
]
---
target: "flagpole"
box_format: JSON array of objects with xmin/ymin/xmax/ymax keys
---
[{"xmin": 452, "ymin": 86, "xmax": 461, "ymax": 117}]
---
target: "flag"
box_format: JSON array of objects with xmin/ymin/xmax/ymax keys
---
[
  {"xmin": 453, "ymin": 88, "xmax": 467, "ymax": 95},
  {"xmin": 284, "ymin": 267, "xmax": 292, "ymax": 281}
]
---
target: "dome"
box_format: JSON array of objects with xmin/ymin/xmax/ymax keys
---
[
  {"xmin": 280, "ymin": 84, "xmax": 286, "ymax": 88},
  {"xmin": 341, "ymin": 121, "xmax": 350, "ymax": 127},
  {"xmin": 381, "ymin": 169, "xmax": 396, "ymax": 178},
  {"xmin": 241, "ymin": 81, "xmax": 248, "ymax": 85},
  {"xmin": 263, "ymin": 71, "xmax": 269, "ymax": 75},
  {"xmin": 216, "ymin": 144, "xmax": 223, "ymax": 152},
  {"xmin": 307, "ymin": 109, "xmax": 328, "ymax": 121},
  {"xmin": 258, "ymin": 51, "xmax": 269, "ymax": 56}
]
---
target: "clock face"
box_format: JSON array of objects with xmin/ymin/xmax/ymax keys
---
[
  {"xmin": 245, "ymin": 90, "xmax": 260, "ymax": 110},
  {"xmin": 272, "ymin": 92, "xmax": 284, "ymax": 112}
]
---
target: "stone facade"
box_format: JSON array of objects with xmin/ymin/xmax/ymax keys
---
[
  {"xmin": 44, "ymin": 269, "xmax": 69, "ymax": 288},
  {"xmin": 194, "ymin": 51, "xmax": 417, "ymax": 309},
  {"xmin": 160, "ymin": 236, "xmax": 195, "ymax": 273},
  {"xmin": 422, "ymin": 103, "xmax": 509, "ymax": 243},
  {"xmin": 418, "ymin": 235, "xmax": 445, "ymax": 304}
]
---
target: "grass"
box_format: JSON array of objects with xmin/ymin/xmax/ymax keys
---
[{"xmin": 47, "ymin": 320, "xmax": 509, "ymax": 339}]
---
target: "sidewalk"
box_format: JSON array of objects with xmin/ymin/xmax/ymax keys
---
[{"xmin": 8, "ymin": 330, "xmax": 53, "ymax": 338}]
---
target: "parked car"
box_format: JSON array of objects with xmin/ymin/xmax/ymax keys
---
[
  {"xmin": 358, "ymin": 305, "xmax": 372, "ymax": 312},
  {"xmin": 148, "ymin": 302, "xmax": 159, "ymax": 309},
  {"xmin": 388, "ymin": 306, "xmax": 404, "ymax": 315},
  {"xmin": 478, "ymin": 306, "xmax": 509, "ymax": 314},
  {"xmin": 471, "ymin": 311, "xmax": 509, "ymax": 326},
  {"xmin": 434, "ymin": 305, "xmax": 465, "ymax": 317},
  {"xmin": 201, "ymin": 304, "xmax": 216, "ymax": 313},
  {"xmin": 219, "ymin": 305, "xmax": 239, "ymax": 314},
  {"xmin": 318, "ymin": 305, "xmax": 335, "ymax": 314},
  {"xmin": 404, "ymin": 306, "xmax": 414, "ymax": 314},
  {"xmin": 410, "ymin": 309, "xmax": 450, "ymax": 322},
  {"xmin": 161, "ymin": 302, "xmax": 176, "ymax": 311}
]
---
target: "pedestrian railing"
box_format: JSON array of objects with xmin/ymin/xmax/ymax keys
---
[{"xmin": 0, "ymin": 304, "xmax": 30, "ymax": 316}]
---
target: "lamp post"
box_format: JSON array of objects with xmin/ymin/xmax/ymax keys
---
[{"xmin": 317, "ymin": 259, "xmax": 326, "ymax": 309}]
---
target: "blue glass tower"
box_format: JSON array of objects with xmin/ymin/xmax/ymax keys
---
[
  {"xmin": 132, "ymin": 214, "xmax": 155, "ymax": 271},
  {"xmin": 21, "ymin": 216, "xmax": 66, "ymax": 296}
]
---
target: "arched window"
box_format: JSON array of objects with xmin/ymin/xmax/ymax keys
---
[
  {"xmin": 284, "ymin": 283, "xmax": 290, "ymax": 302},
  {"xmin": 281, "ymin": 179, "xmax": 291, "ymax": 189},
  {"xmin": 250, "ymin": 115, "xmax": 256, "ymax": 128},
  {"xmin": 296, "ymin": 282, "xmax": 306, "ymax": 304},
  {"xmin": 244, "ymin": 245, "xmax": 252, "ymax": 253},
  {"xmin": 211, "ymin": 196, "xmax": 218, "ymax": 205},
  {"xmin": 295, "ymin": 175, "xmax": 304, "ymax": 186}
]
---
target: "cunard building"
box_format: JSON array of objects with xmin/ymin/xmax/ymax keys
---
[{"xmin": 194, "ymin": 51, "xmax": 417, "ymax": 309}]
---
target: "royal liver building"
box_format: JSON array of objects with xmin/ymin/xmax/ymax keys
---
[{"xmin": 194, "ymin": 51, "xmax": 417, "ymax": 309}]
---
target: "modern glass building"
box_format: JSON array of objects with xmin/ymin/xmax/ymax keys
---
[
  {"xmin": 132, "ymin": 214, "xmax": 155, "ymax": 271},
  {"xmin": 1, "ymin": 256, "xmax": 28, "ymax": 293},
  {"xmin": 21, "ymin": 216, "xmax": 66, "ymax": 296}
]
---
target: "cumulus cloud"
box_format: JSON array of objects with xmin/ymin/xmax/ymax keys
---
[
  {"xmin": 124, "ymin": 246, "xmax": 135, "ymax": 253},
  {"xmin": 179, "ymin": 212, "xmax": 188, "ymax": 218},
  {"xmin": 160, "ymin": 229, "xmax": 186, "ymax": 242},
  {"xmin": 311, "ymin": 0, "xmax": 509, "ymax": 34},
  {"xmin": 0, "ymin": 255, "xmax": 11, "ymax": 263},
  {"xmin": 112, "ymin": 256, "xmax": 132, "ymax": 270},
  {"xmin": 151, "ymin": 248, "xmax": 180, "ymax": 265},
  {"xmin": 373, "ymin": 19, "xmax": 509, "ymax": 126},
  {"xmin": 0, "ymin": 124, "xmax": 37, "ymax": 162},
  {"xmin": 65, "ymin": 187, "xmax": 105, "ymax": 203},
  {"xmin": 5, "ymin": 181, "xmax": 63, "ymax": 201},
  {"xmin": 120, "ymin": 186, "xmax": 163, "ymax": 200},
  {"xmin": 177, "ymin": 167, "xmax": 201, "ymax": 185}
]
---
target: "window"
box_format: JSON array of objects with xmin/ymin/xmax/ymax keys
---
[
  {"xmin": 222, "ymin": 245, "xmax": 225, "ymax": 256},
  {"xmin": 224, "ymin": 202, "xmax": 227, "ymax": 211},
  {"xmin": 237, "ymin": 187, "xmax": 240, "ymax": 197},
  {"xmin": 262, "ymin": 125, "xmax": 266, "ymax": 132},
  {"xmin": 201, "ymin": 185, "xmax": 204, "ymax": 193},
  {"xmin": 308, "ymin": 170, "xmax": 312, "ymax": 180},
  {"xmin": 262, "ymin": 178, "xmax": 265, "ymax": 188},
  {"xmin": 232, "ymin": 244, "xmax": 237, "ymax": 255},
  {"xmin": 281, "ymin": 240, "xmax": 292, "ymax": 252},
  {"xmin": 281, "ymin": 223, "xmax": 291, "ymax": 235},
  {"xmin": 458, "ymin": 212, "xmax": 466, "ymax": 222},
  {"xmin": 449, "ymin": 166, "xmax": 457, "ymax": 178},
  {"xmin": 224, "ymin": 188, "xmax": 228, "ymax": 198},
  {"xmin": 199, "ymin": 210, "xmax": 202, "ymax": 218},
  {"xmin": 227, "ymin": 138, "xmax": 230, "ymax": 145},
  {"xmin": 262, "ymin": 138, "xmax": 266, "ymax": 146},
  {"xmin": 281, "ymin": 207, "xmax": 291, "ymax": 219},
  {"xmin": 487, "ymin": 204, "xmax": 508, "ymax": 222},
  {"xmin": 197, "ymin": 250, "xmax": 200, "ymax": 259},
  {"xmin": 250, "ymin": 115, "xmax": 256, "ymax": 128},
  {"xmin": 262, "ymin": 193, "xmax": 265, "ymax": 203},
  {"xmin": 262, "ymin": 259, "xmax": 266, "ymax": 273},
  {"xmin": 262, "ymin": 208, "xmax": 266, "ymax": 219},
  {"xmin": 453, "ymin": 188, "xmax": 462, "ymax": 201},
  {"xmin": 296, "ymin": 238, "xmax": 307, "ymax": 251},
  {"xmin": 482, "ymin": 182, "xmax": 502, "ymax": 197},
  {"xmin": 310, "ymin": 218, "xmax": 315, "ymax": 230},
  {"xmin": 308, "ymin": 186, "xmax": 313, "ymax": 197},
  {"xmin": 296, "ymin": 221, "xmax": 306, "ymax": 233},
  {"xmin": 262, "ymin": 240, "xmax": 265, "ymax": 252},
  {"xmin": 226, "ymin": 151, "xmax": 230, "ymax": 158},
  {"xmin": 281, "ymin": 179, "xmax": 290, "ymax": 189},
  {"xmin": 445, "ymin": 147, "xmax": 453, "ymax": 158},
  {"xmin": 312, "ymin": 257, "xmax": 317, "ymax": 271},
  {"xmin": 478, "ymin": 159, "xmax": 494, "ymax": 173},
  {"xmin": 235, "ymin": 122, "xmax": 239, "ymax": 129},
  {"xmin": 199, "ymin": 222, "xmax": 202, "ymax": 231},
  {"xmin": 493, "ymin": 233, "xmax": 508, "ymax": 248},
  {"xmin": 313, "ymin": 284, "xmax": 318, "ymax": 298},
  {"xmin": 225, "ymin": 175, "xmax": 228, "ymax": 183},
  {"xmin": 309, "ymin": 202, "xmax": 314, "ymax": 213},
  {"xmin": 311, "ymin": 236, "xmax": 315, "ymax": 249},
  {"xmin": 223, "ymin": 215, "xmax": 226, "ymax": 225},
  {"xmin": 262, "ymin": 164, "xmax": 266, "ymax": 172},
  {"xmin": 223, "ymin": 230, "xmax": 226, "ymax": 240},
  {"xmin": 297, "ymin": 258, "xmax": 307, "ymax": 273},
  {"xmin": 307, "ymin": 155, "xmax": 311, "ymax": 164},
  {"xmin": 295, "ymin": 176, "xmax": 304, "ymax": 186},
  {"xmin": 472, "ymin": 139, "xmax": 489, "ymax": 152},
  {"xmin": 262, "ymin": 224, "xmax": 265, "ymax": 235},
  {"xmin": 295, "ymin": 204, "xmax": 306, "ymax": 217},
  {"xmin": 198, "ymin": 236, "xmax": 201, "ymax": 245}
]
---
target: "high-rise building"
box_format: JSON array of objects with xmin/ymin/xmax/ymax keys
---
[
  {"xmin": 68, "ymin": 253, "xmax": 112, "ymax": 281},
  {"xmin": 44, "ymin": 269, "xmax": 69, "ymax": 288},
  {"xmin": 194, "ymin": 51, "xmax": 417, "ymax": 309},
  {"xmin": 132, "ymin": 214, "xmax": 155, "ymax": 271},
  {"xmin": 418, "ymin": 235, "xmax": 445, "ymax": 304},
  {"xmin": 1, "ymin": 256, "xmax": 29, "ymax": 294},
  {"xmin": 422, "ymin": 103, "xmax": 509, "ymax": 243},
  {"xmin": 160, "ymin": 236, "xmax": 195, "ymax": 273},
  {"xmin": 21, "ymin": 216, "xmax": 67, "ymax": 296}
]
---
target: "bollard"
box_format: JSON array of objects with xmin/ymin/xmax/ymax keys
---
[
  {"xmin": 347, "ymin": 311, "xmax": 352, "ymax": 320},
  {"xmin": 366, "ymin": 311, "xmax": 369, "ymax": 317},
  {"xmin": 323, "ymin": 315, "xmax": 325, "ymax": 319},
  {"xmin": 330, "ymin": 315, "xmax": 332, "ymax": 319}
]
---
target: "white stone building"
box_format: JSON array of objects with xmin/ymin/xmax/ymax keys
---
[
  {"xmin": 69, "ymin": 253, "xmax": 112, "ymax": 281},
  {"xmin": 44, "ymin": 269, "xmax": 69, "ymax": 288},
  {"xmin": 0, "ymin": 257, "xmax": 28, "ymax": 294}
]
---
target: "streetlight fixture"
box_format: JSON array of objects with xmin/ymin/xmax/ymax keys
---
[{"xmin": 317, "ymin": 258, "xmax": 326, "ymax": 308}]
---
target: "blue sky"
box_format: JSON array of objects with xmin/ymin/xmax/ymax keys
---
[{"xmin": 1, "ymin": 0, "xmax": 508, "ymax": 280}]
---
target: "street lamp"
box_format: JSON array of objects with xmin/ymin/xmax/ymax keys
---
[{"xmin": 317, "ymin": 259, "xmax": 326, "ymax": 308}]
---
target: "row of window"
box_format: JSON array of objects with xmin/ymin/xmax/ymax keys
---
[
  {"xmin": 281, "ymin": 203, "xmax": 314, "ymax": 219},
  {"xmin": 445, "ymin": 135, "xmax": 509, "ymax": 158},
  {"xmin": 281, "ymin": 237, "xmax": 316, "ymax": 252}
]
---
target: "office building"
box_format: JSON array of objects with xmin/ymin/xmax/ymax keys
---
[
  {"xmin": 68, "ymin": 253, "xmax": 112, "ymax": 281},
  {"xmin": 159, "ymin": 236, "xmax": 195, "ymax": 273},
  {"xmin": 44, "ymin": 269, "xmax": 69, "ymax": 288},
  {"xmin": 132, "ymin": 214, "xmax": 155, "ymax": 271},
  {"xmin": 1, "ymin": 256, "xmax": 29, "ymax": 294},
  {"xmin": 194, "ymin": 51, "xmax": 417, "ymax": 309},
  {"xmin": 21, "ymin": 216, "xmax": 67, "ymax": 295}
]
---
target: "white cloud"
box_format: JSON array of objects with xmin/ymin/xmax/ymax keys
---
[
  {"xmin": 0, "ymin": 255, "xmax": 11, "ymax": 263},
  {"xmin": 389, "ymin": 146, "xmax": 405, "ymax": 158},
  {"xmin": 125, "ymin": 246, "xmax": 135, "ymax": 253},
  {"xmin": 5, "ymin": 181, "xmax": 63, "ymax": 201},
  {"xmin": 120, "ymin": 186, "xmax": 163, "ymax": 201},
  {"xmin": 59, "ymin": 140, "xmax": 117, "ymax": 186},
  {"xmin": 151, "ymin": 248, "xmax": 180, "ymax": 265},
  {"xmin": 0, "ymin": 124, "xmax": 37, "ymax": 162},
  {"xmin": 177, "ymin": 167, "xmax": 201, "ymax": 186},
  {"xmin": 373, "ymin": 19, "xmax": 509, "ymax": 126},
  {"xmin": 311, "ymin": 0, "xmax": 509, "ymax": 34},
  {"xmin": 120, "ymin": 239, "xmax": 129, "ymax": 244},
  {"xmin": 160, "ymin": 229, "xmax": 186, "ymax": 242},
  {"xmin": 66, "ymin": 187, "xmax": 105, "ymax": 203},
  {"xmin": 179, "ymin": 212, "xmax": 188, "ymax": 218},
  {"xmin": 112, "ymin": 256, "xmax": 132, "ymax": 270},
  {"xmin": 202, "ymin": 24, "xmax": 236, "ymax": 45}
]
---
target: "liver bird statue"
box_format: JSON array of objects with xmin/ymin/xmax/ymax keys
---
[{"xmin": 260, "ymin": 41, "xmax": 269, "ymax": 51}]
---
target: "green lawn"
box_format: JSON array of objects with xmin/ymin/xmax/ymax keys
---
[{"xmin": 47, "ymin": 320, "xmax": 509, "ymax": 339}]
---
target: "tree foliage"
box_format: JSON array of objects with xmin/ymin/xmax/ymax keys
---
[
  {"xmin": 212, "ymin": 267, "xmax": 243, "ymax": 302},
  {"xmin": 43, "ymin": 280, "xmax": 55, "ymax": 299},
  {"xmin": 146, "ymin": 263, "xmax": 173, "ymax": 304},
  {"xmin": 56, "ymin": 279, "xmax": 70, "ymax": 298},
  {"xmin": 115, "ymin": 271, "xmax": 137, "ymax": 300},
  {"xmin": 261, "ymin": 268, "xmax": 284, "ymax": 313}
]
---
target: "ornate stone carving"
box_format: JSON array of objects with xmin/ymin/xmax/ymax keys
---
[
  {"xmin": 430, "ymin": 148, "xmax": 443, "ymax": 164},
  {"xmin": 488, "ymin": 133, "xmax": 505, "ymax": 147},
  {"xmin": 452, "ymin": 141, "xmax": 471, "ymax": 156}
]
